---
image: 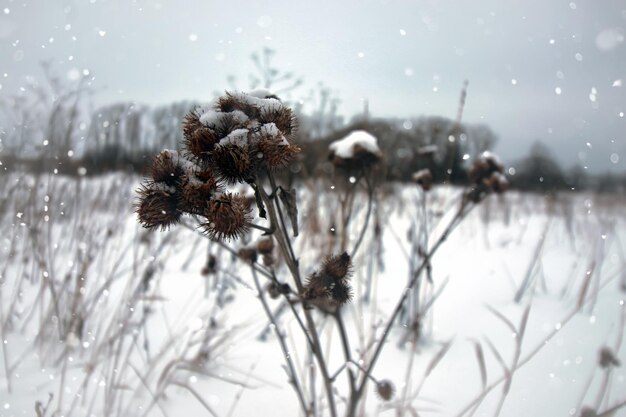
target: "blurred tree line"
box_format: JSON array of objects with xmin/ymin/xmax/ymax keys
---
[{"xmin": 0, "ymin": 55, "xmax": 624, "ymax": 193}]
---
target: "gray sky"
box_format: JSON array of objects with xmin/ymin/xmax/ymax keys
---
[{"xmin": 1, "ymin": 0, "xmax": 625, "ymax": 172}]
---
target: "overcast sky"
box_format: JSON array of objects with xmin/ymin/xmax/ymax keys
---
[{"xmin": 1, "ymin": 0, "xmax": 625, "ymax": 172}]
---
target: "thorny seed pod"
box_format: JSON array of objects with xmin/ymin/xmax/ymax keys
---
[
  {"xmin": 258, "ymin": 106, "xmax": 297, "ymax": 136},
  {"xmin": 136, "ymin": 184, "xmax": 182, "ymax": 230},
  {"xmin": 375, "ymin": 380, "xmax": 395, "ymax": 401},
  {"xmin": 257, "ymin": 238, "xmax": 274, "ymax": 255},
  {"xmin": 302, "ymin": 252, "xmax": 353, "ymax": 308},
  {"xmin": 322, "ymin": 252, "xmax": 352, "ymax": 281},
  {"xmin": 412, "ymin": 168, "xmax": 433, "ymax": 191},
  {"xmin": 150, "ymin": 150, "xmax": 185, "ymax": 187},
  {"xmin": 201, "ymin": 193, "xmax": 251, "ymax": 241},
  {"xmin": 211, "ymin": 143, "xmax": 255, "ymax": 184},
  {"xmin": 258, "ymin": 137, "xmax": 301, "ymax": 170},
  {"xmin": 599, "ymin": 347, "xmax": 621, "ymax": 369},
  {"xmin": 180, "ymin": 169, "xmax": 220, "ymax": 213}
]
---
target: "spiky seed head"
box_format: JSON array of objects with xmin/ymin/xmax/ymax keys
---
[
  {"xmin": 330, "ymin": 281, "xmax": 353, "ymax": 305},
  {"xmin": 183, "ymin": 110, "xmax": 203, "ymax": 139},
  {"xmin": 180, "ymin": 170, "xmax": 219, "ymax": 213},
  {"xmin": 258, "ymin": 138, "xmax": 301, "ymax": 170},
  {"xmin": 322, "ymin": 252, "xmax": 352, "ymax": 281},
  {"xmin": 201, "ymin": 193, "xmax": 251, "ymax": 241},
  {"xmin": 136, "ymin": 184, "xmax": 182, "ymax": 230},
  {"xmin": 376, "ymin": 380, "xmax": 395, "ymax": 401},
  {"xmin": 258, "ymin": 107, "xmax": 297, "ymax": 136},
  {"xmin": 185, "ymin": 126, "xmax": 220, "ymax": 161},
  {"xmin": 150, "ymin": 150, "xmax": 185, "ymax": 186},
  {"xmin": 211, "ymin": 143, "xmax": 255, "ymax": 184}
]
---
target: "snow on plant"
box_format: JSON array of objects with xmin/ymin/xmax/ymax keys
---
[{"xmin": 135, "ymin": 90, "xmax": 509, "ymax": 417}]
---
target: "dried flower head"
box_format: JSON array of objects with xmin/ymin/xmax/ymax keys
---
[
  {"xmin": 375, "ymin": 380, "xmax": 395, "ymax": 401},
  {"xmin": 201, "ymin": 193, "xmax": 251, "ymax": 241},
  {"xmin": 412, "ymin": 168, "xmax": 433, "ymax": 191},
  {"xmin": 136, "ymin": 184, "xmax": 182, "ymax": 230}
]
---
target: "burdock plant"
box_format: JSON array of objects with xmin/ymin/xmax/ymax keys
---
[{"xmin": 135, "ymin": 89, "xmax": 507, "ymax": 417}]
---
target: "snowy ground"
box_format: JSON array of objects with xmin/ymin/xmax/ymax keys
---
[{"xmin": 1, "ymin": 172, "xmax": 625, "ymax": 417}]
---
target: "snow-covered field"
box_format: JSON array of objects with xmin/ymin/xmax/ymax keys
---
[{"xmin": 1, "ymin": 172, "xmax": 625, "ymax": 417}]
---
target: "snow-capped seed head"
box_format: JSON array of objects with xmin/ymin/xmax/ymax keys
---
[
  {"xmin": 329, "ymin": 130, "xmax": 382, "ymax": 174},
  {"xmin": 201, "ymin": 193, "xmax": 251, "ymax": 241},
  {"xmin": 257, "ymin": 238, "xmax": 274, "ymax": 255},
  {"xmin": 412, "ymin": 168, "xmax": 433, "ymax": 191},
  {"xmin": 599, "ymin": 347, "xmax": 621, "ymax": 369},
  {"xmin": 376, "ymin": 380, "xmax": 395, "ymax": 401},
  {"xmin": 258, "ymin": 106, "xmax": 297, "ymax": 136},
  {"xmin": 136, "ymin": 184, "xmax": 182, "ymax": 230},
  {"xmin": 150, "ymin": 150, "xmax": 185, "ymax": 186},
  {"xmin": 469, "ymin": 151, "xmax": 504, "ymax": 184}
]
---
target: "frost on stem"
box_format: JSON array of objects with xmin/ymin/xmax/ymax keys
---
[{"xmin": 136, "ymin": 90, "xmax": 301, "ymax": 242}]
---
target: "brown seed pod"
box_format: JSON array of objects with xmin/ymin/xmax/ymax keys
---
[
  {"xmin": 184, "ymin": 126, "xmax": 220, "ymax": 161},
  {"xmin": 376, "ymin": 380, "xmax": 395, "ymax": 401},
  {"xmin": 180, "ymin": 169, "xmax": 220, "ymax": 213},
  {"xmin": 201, "ymin": 193, "xmax": 251, "ymax": 241},
  {"xmin": 322, "ymin": 252, "xmax": 352, "ymax": 282},
  {"xmin": 257, "ymin": 238, "xmax": 274, "ymax": 255},
  {"xmin": 136, "ymin": 184, "xmax": 182, "ymax": 230},
  {"xmin": 238, "ymin": 246, "xmax": 258, "ymax": 263},
  {"xmin": 182, "ymin": 110, "xmax": 203, "ymax": 141}
]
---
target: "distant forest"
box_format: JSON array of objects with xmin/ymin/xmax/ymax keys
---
[{"xmin": 1, "ymin": 53, "xmax": 624, "ymax": 193}]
